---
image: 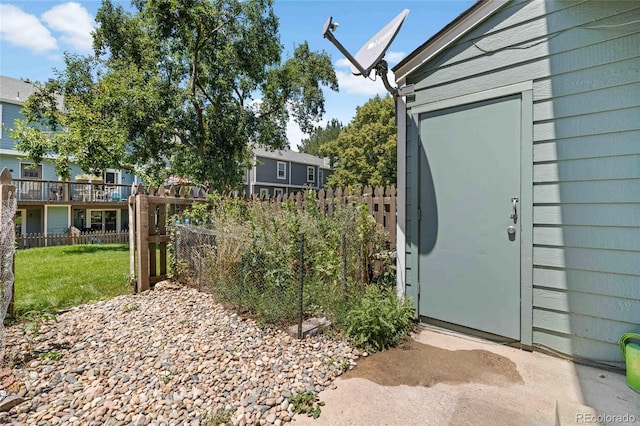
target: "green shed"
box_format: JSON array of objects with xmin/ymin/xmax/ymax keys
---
[{"xmin": 393, "ymin": 0, "xmax": 640, "ymax": 367}]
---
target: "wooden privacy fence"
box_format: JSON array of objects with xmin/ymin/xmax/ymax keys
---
[
  {"xmin": 319, "ymin": 186, "xmax": 396, "ymax": 248},
  {"xmin": 250, "ymin": 186, "xmax": 397, "ymax": 248},
  {"xmin": 130, "ymin": 184, "xmax": 397, "ymax": 293}
]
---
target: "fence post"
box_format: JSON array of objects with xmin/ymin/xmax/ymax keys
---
[
  {"xmin": 0, "ymin": 168, "xmax": 16, "ymax": 316},
  {"xmin": 342, "ymin": 233, "xmax": 348, "ymax": 293},
  {"xmin": 128, "ymin": 184, "xmax": 137, "ymax": 289},
  {"xmin": 297, "ymin": 234, "xmax": 305, "ymax": 339},
  {"xmin": 198, "ymin": 253, "xmax": 202, "ymax": 292},
  {"xmin": 135, "ymin": 187, "xmax": 150, "ymax": 292}
]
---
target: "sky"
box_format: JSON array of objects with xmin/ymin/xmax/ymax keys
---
[{"xmin": 0, "ymin": 0, "xmax": 475, "ymax": 149}]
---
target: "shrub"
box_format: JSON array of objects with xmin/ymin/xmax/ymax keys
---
[
  {"xmin": 344, "ymin": 285, "xmax": 415, "ymax": 351},
  {"xmin": 175, "ymin": 189, "xmax": 396, "ymax": 328}
]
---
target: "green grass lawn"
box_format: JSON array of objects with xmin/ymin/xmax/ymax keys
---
[{"xmin": 14, "ymin": 244, "xmax": 131, "ymax": 316}]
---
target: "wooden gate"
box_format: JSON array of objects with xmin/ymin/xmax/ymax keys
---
[{"xmin": 128, "ymin": 184, "xmax": 207, "ymax": 293}]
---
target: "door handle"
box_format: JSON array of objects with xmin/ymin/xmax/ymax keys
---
[{"xmin": 510, "ymin": 197, "xmax": 519, "ymax": 220}]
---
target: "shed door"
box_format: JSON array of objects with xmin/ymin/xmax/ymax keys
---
[{"xmin": 418, "ymin": 95, "xmax": 521, "ymax": 340}]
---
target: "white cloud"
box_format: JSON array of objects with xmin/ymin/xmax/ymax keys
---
[
  {"xmin": 335, "ymin": 69, "xmax": 393, "ymax": 96},
  {"xmin": 335, "ymin": 50, "xmax": 405, "ymax": 71},
  {"xmin": 333, "ymin": 54, "xmax": 399, "ymax": 96},
  {"xmin": 42, "ymin": 2, "xmax": 95, "ymax": 53},
  {"xmin": 385, "ymin": 51, "xmax": 406, "ymax": 65},
  {"xmin": 0, "ymin": 4, "xmax": 57, "ymax": 53},
  {"xmin": 286, "ymin": 119, "xmax": 305, "ymax": 152},
  {"xmin": 334, "ymin": 58, "xmax": 352, "ymax": 69}
]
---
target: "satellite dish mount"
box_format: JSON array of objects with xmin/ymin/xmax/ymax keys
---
[{"xmin": 322, "ymin": 9, "xmax": 409, "ymax": 97}]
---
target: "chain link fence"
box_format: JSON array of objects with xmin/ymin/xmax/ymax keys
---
[{"xmin": 172, "ymin": 220, "xmax": 395, "ymax": 336}]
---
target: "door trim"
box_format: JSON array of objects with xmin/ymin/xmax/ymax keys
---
[
  {"xmin": 415, "ymin": 85, "xmax": 533, "ymax": 345},
  {"xmin": 519, "ymin": 89, "xmax": 533, "ymax": 346},
  {"xmin": 410, "ymin": 81, "xmax": 533, "ymax": 115}
]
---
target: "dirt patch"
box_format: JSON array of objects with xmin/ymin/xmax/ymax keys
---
[{"xmin": 344, "ymin": 338, "xmax": 523, "ymax": 387}]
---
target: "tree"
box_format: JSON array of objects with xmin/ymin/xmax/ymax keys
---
[
  {"xmin": 322, "ymin": 96, "xmax": 396, "ymax": 187},
  {"xmin": 11, "ymin": 0, "xmax": 337, "ymax": 188},
  {"xmin": 297, "ymin": 118, "xmax": 343, "ymax": 160}
]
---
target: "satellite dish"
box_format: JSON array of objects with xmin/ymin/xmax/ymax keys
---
[
  {"xmin": 322, "ymin": 9, "xmax": 409, "ymax": 96},
  {"xmin": 351, "ymin": 9, "xmax": 408, "ymax": 76}
]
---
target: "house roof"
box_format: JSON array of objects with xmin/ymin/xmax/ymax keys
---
[
  {"xmin": 392, "ymin": 0, "xmax": 510, "ymax": 86},
  {"xmin": 0, "ymin": 76, "xmax": 39, "ymax": 105},
  {"xmin": 253, "ymin": 146, "xmax": 331, "ymax": 169}
]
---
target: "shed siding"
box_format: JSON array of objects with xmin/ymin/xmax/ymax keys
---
[
  {"xmin": 0, "ymin": 103, "xmax": 22, "ymax": 150},
  {"xmin": 404, "ymin": 0, "xmax": 640, "ymax": 365}
]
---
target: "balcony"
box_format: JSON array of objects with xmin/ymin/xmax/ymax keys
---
[{"xmin": 13, "ymin": 178, "xmax": 132, "ymax": 205}]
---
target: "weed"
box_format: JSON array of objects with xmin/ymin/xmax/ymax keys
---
[
  {"xmin": 22, "ymin": 310, "xmax": 56, "ymax": 336},
  {"xmin": 177, "ymin": 190, "xmax": 394, "ymax": 329},
  {"xmin": 341, "ymin": 358, "xmax": 350, "ymax": 372},
  {"xmin": 123, "ymin": 303, "xmax": 139, "ymax": 312},
  {"xmin": 288, "ymin": 391, "xmax": 325, "ymax": 419},
  {"xmin": 39, "ymin": 350, "xmax": 63, "ymax": 362},
  {"xmin": 202, "ymin": 407, "xmax": 233, "ymax": 425},
  {"xmin": 161, "ymin": 369, "xmax": 181, "ymax": 384},
  {"xmin": 344, "ymin": 285, "xmax": 415, "ymax": 352}
]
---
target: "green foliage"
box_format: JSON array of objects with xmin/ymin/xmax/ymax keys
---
[
  {"xmin": 14, "ymin": 244, "xmax": 130, "ymax": 315},
  {"xmin": 344, "ymin": 285, "xmax": 415, "ymax": 352},
  {"xmin": 298, "ymin": 118, "xmax": 343, "ymax": 162},
  {"xmin": 21, "ymin": 311, "xmax": 57, "ymax": 336},
  {"xmin": 39, "ymin": 350, "xmax": 64, "ymax": 362},
  {"xmin": 288, "ymin": 391, "xmax": 325, "ymax": 419},
  {"xmin": 322, "ymin": 95, "xmax": 396, "ymax": 187},
  {"xmin": 12, "ymin": 0, "xmax": 338, "ymax": 189},
  {"xmin": 177, "ymin": 190, "xmax": 393, "ymax": 326},
  {"xmin": 203, "ymin": 407, "xmax": 233, "ymax": 426},
  {"xmin": 122, "ymin": 303, "xmax": 140, "ymax": 312}
]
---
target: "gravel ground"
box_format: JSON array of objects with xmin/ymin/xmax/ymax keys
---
[{"xmin": 1, "ymin": 287, "xmax": 359, "ymax": 425}]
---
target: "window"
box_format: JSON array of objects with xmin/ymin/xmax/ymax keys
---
[
  {"xmin": 89, "ymin": 210, "xmax": 117, "ymax": 232},
  {"xmin": 307, "ymin": 166, "xmax": 315, "ymax": 182},
  {"xmin": 90, "ymin": 211, "xmax": 103, "ymax": 231},
  {"xmin": 319, "ymin": 170, "xmax": 324, "ymax": 185},
  {"xmin": 259, "ymin": 188, "xmax": 269, "ymax": 198},
  {"xmin": 20, "ymin": 163, "xmax": 42, "ymax": 179},
  {"xmin": 274, "ymin": 188, "xmax": 284, "ymax": 198},
  {"xmin": 104, "ymin": 170, "xmax": 120, "ymax": 184},
  {"xmin": 19, "ymin": 163, "xmax": 43, "ymax": 200},
  {"xmin": 277, "ymin": 161, "xmax": 286, "ymax": 180}
]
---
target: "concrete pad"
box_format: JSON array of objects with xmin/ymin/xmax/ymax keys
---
[
  {"xmin": 293, "ymin": 327, "xmax": 640, "ymax": 425},
  {"xmin": 556, "ymin": 400, "xmax": 598, "ymax": 426}
]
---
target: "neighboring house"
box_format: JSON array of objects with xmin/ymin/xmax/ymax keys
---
[
  {"xmin": 0, "ymin": 75, "xmax": 137, "ymax": 238},
  {"xmin": 245, "ymin": 146, "xmax": 332, "ymax": 198},
  {"xmin": 393, "ymin": 0, "xmax": 639, "ymax": 366}
]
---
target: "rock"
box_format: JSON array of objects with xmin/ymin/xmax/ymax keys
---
[
  {"xmin": 154, "ymin": 280, "xmax": 181, "ymax": 291},
  {"xmin": 0, "ymin": 395, "xmax": 27, "ymax": 412},
  {"xmin": 287, "ymin": 317, "xmax": 331, "ymax": 338},
  {"xmin": 133, "ymin": 414, "xmax": 147, "ymax": 426},
  {"xmin": 1, "ymin": 288, "xmax": 355, "ymax": 425}
]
